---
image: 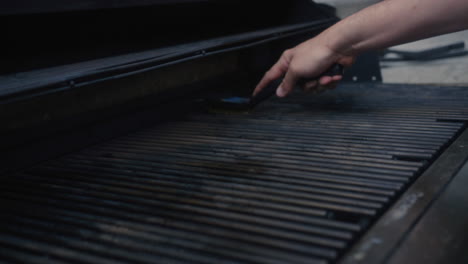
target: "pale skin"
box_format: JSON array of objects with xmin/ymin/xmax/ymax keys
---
[{"xmin": 253, "ymin": 0, "xmax": 468, "ymax": 97}]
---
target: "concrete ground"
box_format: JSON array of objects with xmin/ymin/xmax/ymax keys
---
[
  {"xmin": 381, "ymin": 32, "xmax": 468, "ymax": 85},
  {"xmin": 316, "ymin": 0, "xmax": 468, "ymax": 85}
]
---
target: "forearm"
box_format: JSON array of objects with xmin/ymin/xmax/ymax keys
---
[
  {"xmin": 254, "ymin": 0, "xmax": 468, "ymax": 97},
  {"xmin": 321, "ymin": 0, "xmax": 468, "ymax": 56}
]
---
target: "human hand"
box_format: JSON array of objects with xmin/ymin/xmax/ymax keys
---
[{"xmin": 253, "ymin": 37, "xmax": 355, "ymax": 97}]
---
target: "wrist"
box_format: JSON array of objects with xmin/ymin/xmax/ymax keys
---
[
  {"xmin": 324, "ymin": 29, "xmax": 359, "ymax": 57},
  {"xmin": 318, "ymin": 21, "xmax": 362, "ymax": 59},
  {"xmin": 309, "ymin": 28, "xmax": 357, "ymax": 68}
]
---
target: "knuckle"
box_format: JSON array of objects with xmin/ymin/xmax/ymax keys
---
[
  {"xmin": 282, "ymin": 49, "xmax": 291, "ymax": 57},
  {"xmin": 289, "ymin": 64, "xmax": 300, "ymax": 76}
]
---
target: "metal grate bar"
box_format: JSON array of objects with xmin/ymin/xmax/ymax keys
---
[
  {"xmin": 1, "ymin": 83, "xmax": 468, "ymax": 263},
  {"xmin": 49, "ymin": 156, "xmax": 400, "ymax": 197}
]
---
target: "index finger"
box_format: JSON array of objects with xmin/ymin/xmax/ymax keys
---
[{"xmin": 253, "ymin": 53, "xmax": 290, "ymax": 96}]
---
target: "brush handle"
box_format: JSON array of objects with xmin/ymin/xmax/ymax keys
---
[{"xmin": 250, "ymin": 63, "xmax": 344, "ymax": 107}]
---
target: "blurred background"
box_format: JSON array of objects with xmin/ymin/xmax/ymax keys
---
[{"xmin": 316, "ymin": 0, "xmax": 468, "ymax": 85}]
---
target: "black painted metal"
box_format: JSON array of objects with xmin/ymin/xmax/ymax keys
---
[
  {"xmin": 1, "ymin": 1, "xmax": 332, "ymax": 75},
  {"xmin": 386, "ymin": 156, "xmax": 468, "ymax": 264},
  {"xmin": 342, "ymin": 52, "xmax": 383, "ymax": 83},
  {"xmin": 1, "ymin": 83, "xmax": 468, "ymax": 263},
  {"xmin": 341, "ymin": 126, "xmax": 468, "ymax": 264}
]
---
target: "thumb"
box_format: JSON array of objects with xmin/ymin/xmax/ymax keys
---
[{"xmin": 277, "ymin": 69, "xmax": 299, "ymax": 97}]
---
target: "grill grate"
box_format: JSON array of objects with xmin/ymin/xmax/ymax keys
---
[{"xmin": 1, "ymin": 83, "xmax": 468, "ymax": 264}]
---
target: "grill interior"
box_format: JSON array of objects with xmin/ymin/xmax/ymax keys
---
[{"xmin": 1, "ymin": 83, "xmax": 467, "ymax": 264}]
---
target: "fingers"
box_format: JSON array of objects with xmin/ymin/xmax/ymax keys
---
[
  {"xmin": 319, "ymin": 76, "xmax": 333, "ymax": 86},
  {"xmin": 253, "ymin": 65, "xmax": 282, "ymax": 96},
  {"xmin": 253, "ymin": 50, "xmax": 292, "ymax": 96},
  {"xmin": 303, "ymin": 80, "xmax": 318, "ymax": 92},
  {"xmin": 319, "ymin": 75, "xmax": 343, "ymax": 85},
  {"xmin": 277, "ymin": 69, "xmax": 299, "ymax": 97},
  {"xmin": 302, "ymin": 74, "xmax": 342, "ymax": 94},
  {"xmin": 332, "ymin": 75, "xmax": 343, "ymax": 82},
  {"xmin": 253, "ymin": 43, "xmax": 349, "ymax": 98}
]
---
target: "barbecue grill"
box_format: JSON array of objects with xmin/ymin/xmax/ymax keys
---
[{"xmin": 1, "ymin": 1, "xmax": 468, "ymax": 264}]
